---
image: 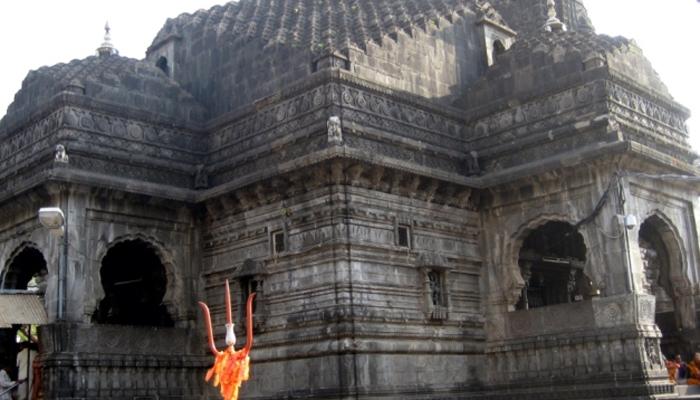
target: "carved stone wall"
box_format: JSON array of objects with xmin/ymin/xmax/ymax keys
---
[
  {"xmin": 0, "ymin": 1, "xmax": 698, "ymax": 399},
  {"xmin": 201, "ymin": 179, "xmax": 483, "ymax": 398},
  {"xmin": 479, "ymin": 155, "xmax": 700, "ymax": 398},
  {"xmin": 485, "ymin": 295, "xmax": 671, "ymax": 399},
  {"xmin": 348, "ymin": 11, "xmax": 485, "ymax": 105},
  {"xmin": 39, "ymin": 324, "xmax": 211, "ymax": 399},
  {"xmin": 207, "ymin": 75, "xmax": 468, "ymax": 189}
]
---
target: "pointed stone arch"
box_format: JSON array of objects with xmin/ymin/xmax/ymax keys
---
[
  {"xmin": 638, "ymin": 211, "xmax": 695, "ymax": 356},
  {"xmin": 93, "ymin": 234, "xmax": 182, "ymax": 326},
  {"xmin": 1, "ymin": 242, "xmax": 48, "ymax": 291},
  {"xmin": 639, "ymin": 211, "xmax": 690, "ymax": 291},
  {"xmin": 507, "ymin": 215, "xmax": 594, "ymax": 310},
  {"xmin": 0, "ymin": 242, "xmax": 47, "ymax": 377}
]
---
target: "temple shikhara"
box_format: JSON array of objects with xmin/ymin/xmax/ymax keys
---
[{"xmin": 1, "ymin": 0, "xmax": 699, "ymax": 398}]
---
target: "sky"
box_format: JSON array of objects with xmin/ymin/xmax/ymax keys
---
[{"xmin": 0, "ymin": 1, "xmax": 698, "ymax": 150}]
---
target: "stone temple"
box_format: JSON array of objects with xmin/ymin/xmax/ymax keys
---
[{"xmin": 0, "ymin": 0, "xmax": 698, "ymax": 398}]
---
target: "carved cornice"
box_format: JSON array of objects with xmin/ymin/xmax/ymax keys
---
[
  {"xmin": 1, "ymin": 64, "xmax": 695, "ymax": 208},
  {"xmin": 202, "ymin": 159, "xmax": 479, "ymax": 219},
  {"xmin": 0, "ymin": 90, "xmax": 204, "ymax": 137},
  {"xmin": 471, "ymin": 80, "xmax": 606, "ymax": 141},
  {"xmin": 61, "ymin": 106, "xmax": 206, "ymax": 156}
]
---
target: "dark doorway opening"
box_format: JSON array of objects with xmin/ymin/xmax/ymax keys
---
[
  {"xmin": 94, "ymin": 240, "xmax": 173, "ymax": 327},
  {"xmin": 639, "ymin": 217, "xmax": 682, "ymax": 357},
  {"xmin": 0, "ymin": 246, "xmax": 47, "ymax": 395},
  {"xmin": 156, "ymin": 56, "xmax": 169, "ymax": 76},
  {"xmin": 516, "ymin": 221, "xmax": 593, "ymax": 310},
  {"xmin": 1, "ymin": 247, "xmax": 48, "ymax": 291}
]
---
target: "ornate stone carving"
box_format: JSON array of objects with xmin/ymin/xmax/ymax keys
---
[
  {"xmin": 644, "ymin": 338, "xmax": 662, "ymax": 368},
  {"xmin": 55, "ymin": 144, "xmax": 69, "ymax": 163},
  {"xmin": 466, "ymin": 150, "xmax": 480, "ymax": 175},
  {"xmin": 327, "ymin": 116, "xmax": 343, "ymax": 145},
  {"xmin": 416, "ymin": 252, "xmax": 449, "ymax": 269}
]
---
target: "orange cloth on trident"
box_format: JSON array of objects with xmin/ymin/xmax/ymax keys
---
[
  {"xmin": 198, "ymin": 280, "xmax": 256, "ymax": 400},
  {"xmin": 206, "ymin": 348, "xmax": 250, "ymax": 400}
]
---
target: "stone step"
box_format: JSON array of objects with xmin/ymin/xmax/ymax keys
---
[
  {"xmin": 675, "ymin": 384, "xmax": 700, "ymax": 399},
  {"xmin": 678, "ymin": 385, "xmax": 700, "ymax": 396}
]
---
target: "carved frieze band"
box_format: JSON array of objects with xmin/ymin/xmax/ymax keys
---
[
  {"xmin": 606, "ymin": 81, "xmax": 688, "ymax": 136},
  {"xmin": 61, "ymin": 107, "xmax": 205, "ymax": 159},
  {"xmin": 337, "ymin": 86, "xmax": 464, "ymax": 145},
  {"xmin": 210, "ymin": 84, "xmax": 336, "ymax": 155},
  {"xmin": 66, "ymin": 155, "xmax": 191, "ymax": 187},
  {"xmin": 0, "ymin": 109, "xmax": 63, "ymax": 179},
  {"xmin": 0, "ymin": 106, "xmax": 205, "ymax": 187},
  {"xmin": 209, "ymin": 82, "xmax": 466, "ymax": 168},
  {"xmin": 472, "ymin": 81, "xmax": 606, "ymax": 141}
]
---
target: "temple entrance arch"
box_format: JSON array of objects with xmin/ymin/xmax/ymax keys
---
[
  {"xmin": 0, "ymin": 243, "xmax": 47, "ymax": 390},
  {"xmin": 639, "ymin": 213, "xmax": 693, "ymax": 357},
  {"xmin": 514, "ymin": 221, "xmax": 594, "ymax": 310},
  {"xmin": 93, "ymin": 238, "xmax": 174, "ymax": 327},
  {"xmin": 1, "ymin": 243, "xmax": 48, "ymax": 291}
]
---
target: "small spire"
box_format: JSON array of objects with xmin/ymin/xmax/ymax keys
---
[
  {"xmin": 97, "ymin": 21, "xmax": 118, "ymax": 57},
  {"xmin": 544, "ymin": 0, "xmax": 567, "ymax": 32}
]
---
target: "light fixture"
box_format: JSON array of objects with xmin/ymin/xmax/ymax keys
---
[{"xmin": 38, "ymin": 207, "xmax": 65, "ymax": 237}]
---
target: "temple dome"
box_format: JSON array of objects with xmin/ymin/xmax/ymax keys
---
[
  {"xmin": 0, "ymin": 54, "xmax": 206, "ymax": 133},
  {"xmin": 148, "ymin": 0, "xmax": 504, "ymax": 54},
  {"xmin": 145, "ymin": 0, "xmax": 508, "ymax": 118},
  {"xmin": 461, "ymin": 30, "xmax": 674, "ymax": 110}
]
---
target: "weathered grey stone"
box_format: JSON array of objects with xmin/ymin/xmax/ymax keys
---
[{"xmin": 0, "ymin": 1, "xmax": 697, "ymax": 399}]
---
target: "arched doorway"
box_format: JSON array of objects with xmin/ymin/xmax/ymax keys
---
[
  {"xmin": 639, "ymin": 215, "xmax": 690, "ymax": 357},
  {"xmin": 93, "ymin": 239, "xmax": 173, "ymax": 327},
  {"xmin": 515, "ymin": 221, "xmax": 594, "ymax": 310},
  {"xmin": 0, "ymin": 245, "xmax": 47, "ymax": 395},
  {"xmin": 1, "ymin": 246, "xmax": 48, "ymax": 291}
]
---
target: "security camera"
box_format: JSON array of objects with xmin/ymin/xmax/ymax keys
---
[
  {"xmin": 623, "ymin": 214, "xmax": 637, "ymax": 230},
  {"xmin": 615, "ymin": 214, "xmax": 637, "ymax": 230}
]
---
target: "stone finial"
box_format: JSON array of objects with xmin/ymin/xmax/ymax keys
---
[
  {"xmin": 327, "ymin": 116, "xmax": 343, "ymax": 145},
  {"xmin": 544, "ymin": 0, "xmax": 567, "ymax": 32},
  {"xmin": 55, "ymin": 144, "xmax": 69, "ymax": 164},
  {"xmin": 97, "ymin": 21, "xmax": 118, "ymax": 57}
]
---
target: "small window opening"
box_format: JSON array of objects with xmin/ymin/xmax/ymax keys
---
[
  {"xmin": 95, "ymin": 239, "xmax": 173, "ymax": 327},
  {"xmin": 515, "ymin": 221, "xmax": 592, "ymax": 310},
  {"xmin": 428, "ymin": 270, "xmax": 446, "ymax": 307},
  {"xmin": 240, "ymin": 277, "xmax": 259, "ymax": 314},
  {"xmin": 156, "ymin": 56, "xmax": 169, "ymax": 76},
  {"xmin": 398, "ymin": 225, "xmax": 411, "ymax": 248},
  {"xmin": 493, "ymin": 40, "xmax": 506, "ymax": 56},
  {"xmin": 272, "ymin": 231, "xmax": 286, "ymax": 254}
]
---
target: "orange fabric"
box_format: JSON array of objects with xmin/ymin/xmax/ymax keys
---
[
  {"xmin": 30, "ymin": 364, "xmax": 41, "ymax": 400},
  {"xmin": 667, "ymin": 360, "xmax": 679, "ymax": 383},
  {"xmin": 205, "ymin": 347, "xmax": 250, "ymax": 400},
  {"xmin": 687, "ymin": 361, "xmax": 700, "ymax": 385}
]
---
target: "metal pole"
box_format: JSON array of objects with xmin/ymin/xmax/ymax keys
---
[
  {"xmin": 59, "ymin": 208, "xmax": 68, "ymax": 321},
  {"xmin": 25, "ymin": 344, "xmax": 30, "ymax": 400},
  {"xmin": 56, "ymin": 250, "xmax": 62, "ymax": 320}
]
